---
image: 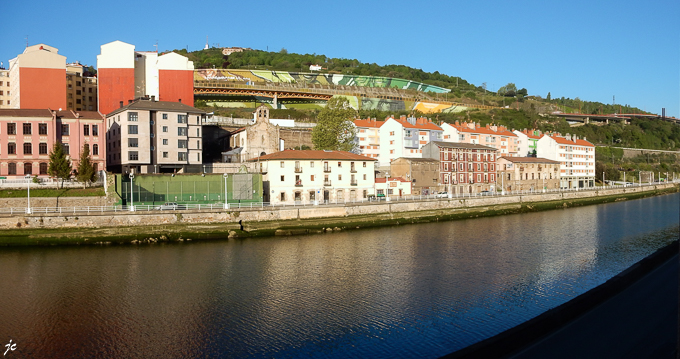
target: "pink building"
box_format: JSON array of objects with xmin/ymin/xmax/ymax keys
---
[{"xmin": 0, "ymin": 109, "xmax": 105, "ymax": 178}]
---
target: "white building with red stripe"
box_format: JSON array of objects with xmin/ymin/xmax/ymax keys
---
[{"xmin": 97, "ymin": 41, "xmax": 194, "ymax": 115}]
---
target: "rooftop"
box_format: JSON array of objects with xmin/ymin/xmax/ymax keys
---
[
  {"xmin": 498, "ymin": 157, "xmax": 561, "ymax": 164},
  {"xmin": 106, "ymin": 98, "xmax": 206, "ymax": 117},
  {"xmin": 429, "ymin": 141, "xmax": 498, "ymax": 151},
  {"xmin": 247, "ymin": 150, "xmax": 376, "ymax": 162}
]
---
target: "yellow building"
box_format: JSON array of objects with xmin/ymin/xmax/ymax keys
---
[{"xmin": 66, "ymin": 62, "xmax": 98, "ymax": 111}]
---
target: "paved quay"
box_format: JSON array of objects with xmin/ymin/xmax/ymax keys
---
[
  {"xmin": 507, "ymin": 254, "xmax": 678, "ymax": 359},
  {"xmin": 444, "ymin": 242, "xmax": 679, "ymax": 359}
]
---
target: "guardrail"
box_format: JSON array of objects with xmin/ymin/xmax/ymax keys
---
[{"xmin": 0, "ymin": 181, "xmax": 675, "ymax": 216}]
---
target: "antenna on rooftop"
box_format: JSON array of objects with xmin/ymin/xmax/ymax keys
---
[
  {"xmin": 204, "ymin": 36, "xmax": 209, "ymax": 50},
  {"xmin": 25, "ymin": 35, "xmax": 28, "ymax": 48},
  {"xmin": 153, "ymin": 40, "xmax": 158, "ymax": 53}
]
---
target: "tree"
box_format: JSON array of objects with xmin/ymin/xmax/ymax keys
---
[
  {"xmin": 48, "ymin": 142, "xmax": 72, "ymax": 188},
  {"xmin": 498, "ymin": 83, "xmax": 517, "ymax": 97},
  {"xmin": 546, "ymin": 92, "xmax": 551, "ymax": 101},
  {"xmin": 312, "ymin": 97, "xmax": 358, "ymax": 152},
  {"xmin": 76, "ymin": 144, "xmax": 97, "ymax": 187}
]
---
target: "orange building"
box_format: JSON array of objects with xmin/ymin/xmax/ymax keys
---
[
  {"xmin": 8, "ymin": 44, "xmax": 66, "ymax": 110},
  {"xmin": 97, "ymin": 41, "xmax": 194, "ymax": 116}
]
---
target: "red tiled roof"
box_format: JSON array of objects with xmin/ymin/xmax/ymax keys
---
[
  {"xmin": 550, "ymin": 135, "xmax": 594, "ymax": 147},
  {"xmin": 375, "ymin": 177, "xmax": 409, "ymax": 183},
  {"xmin": 247, "ymin": 150, "xmax": 377, "ymax": 162},
  {"xmin": 454, "ymin": 125, "xmax": 517, "ymax": 137},
  {"xmin": 499, "ymin": 157, "xmax": 561, "ymax": 164},
  {"xmin": 354, "ymin": 119, "xmax": 385, "ymax": 128},
  {"xmin": 0, "ymin": 109, "xmax": 53, "ymax": 118},
  {"xmin": 390, "ymin": 118, "xmax": 442, "ymax": 131}
]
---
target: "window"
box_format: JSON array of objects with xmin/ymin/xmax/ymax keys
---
[
  {"xmin": 338, "ymin": 174, "xmax": 342, "ymax": 181},
  {"xmin": 177, "ymin": 127, "xmax": 187, "ymax": 136},
  {"xmin": 129, "ymin": 151, "xmax": 138, "ymax": 161},
  {"xmin": 363, "ymin": 174, "xmax": 367, "ymax": 180},
  {"xmin": 162, "ymin": 114, "xmax": 168, "ymax": 120},
  {"xmin": 162, "ymin": 126, "xmax": 168, "ymax": 133},
  {"xmin": 162, "ymin": 152, "xmax": 168, "ymax": 158},
  {"xmin": 311, "ymin": 175, "xmax": 315, "ymax": 181},
  {"xmin": 23, "ymin": 123, "xmax": 31, "ymax": 135},
  {"xmin": 390, "ymin": 131, "xmax": 395, "ymax": 136},
  {"xmin": 128, "ymin": 138, "xmax": 138, "ymax": 147},
  {"xmin": 280, "ymin": 192, "xmax": 286, "ymax": 202},
  {"xmin": 310, "ymin": 161, "xmax": 314, "ymax": 168},
  {"xmin": 8, "ymin": 163, "xmax": 16, "ymax": 175},
  {"xmin": 363, "ymin": 162, "xmax": 366, "ymax": 167},
  {"xmin": 128, "ymin": 125, "xmax": 138, "ymax": 134},
  {"xmin": 178, "ymin": 140, "xmax": 187, "ymax": 148},
  {"xmin": 337, "ymin": 162, "xmax": 342, "ymax": 167},
  {"xmin": 62, "ymin": 124, "xmax": 70, "ymax": 135},
  {"xmin": 93, "ymin": 125, "xmax": 98, "ymax": 136},
  {"xmin": 39, "ymin": 143, "xmax": 47, "ymax": 155},
  {"xmin": 39, "ymin": 162, "xmax": 47, "ymax": 175},
  {"xmin": 93, "ymin": 144, "xmax": 98, "ymax": 155},
  {"xmin": 162, "ymin": 139, "xmax": 168, "ymax": 145},
  {"xmin": 7, "ymin": 123, "xmax": 16, "ymax": 135},
  {"xmin": 177, "ymin": 115, "xmax": 187, "ymax": 124},
  {"xmin": 62, "ymin": 143, "xmax": 69, "ymax": 155},
  {"xmin": 83, "ymin": 124, "xmax": 90, "ymax": 136},
  {"xmin": 178, "ymin": 152, "xmax": 187, "ymax": 161},
  {"xmin": 39, "ymin": 123, "xmax": 47, "ymax": 135},
  {"xmin": 128, "ymin": 112, "xmax": 138, "ymax": 122},
  {"xmin": 197, "ymin": 128, "xmax": 200, "ymax": 137},
  {"xmin": 7, "ymin": 142, "xmax": 15, "ymax": 154}
]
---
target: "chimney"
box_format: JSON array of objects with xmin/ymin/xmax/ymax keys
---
[
  {"xmin": 179, "ymin": 98, "xmax": 182, "ymax": 103},
  {"xmin": 455, "ymin": 120, "xmax": 459, "ymax": 126},
  {"xmin": 119, "ymin": 101, "xmax": 124, "ymax": 108},
  {"xmin": 400, "ymin": 115, "xmax": 407, "ymax": 121},
  {"xmin": 128, "ymin": 99, "xmax": 133, "ymax": 104},
  {"xmin": 151, "ymin": 95, "xmax": 156, "ymax": 102}
]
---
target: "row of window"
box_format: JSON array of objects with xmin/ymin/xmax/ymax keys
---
[
  {"xmin": 2, "ymin": 143, "xmax": 99, "ymax": 156},
  {"xmin": 3, "ymin": 162, "xmax": 99, "ymax": 175},
  {"xmin": 279, "ymin": 189, "xmax": 369, "ymax": 202},
  {"xmin": 2, "ymin": 123, "xmax": 99, "ymax": 136},
  {"xmin": 125, "ymin": 151, "xmax": 198, "ymax": 162},
  {"xmin": 442, "ymin": 163, "xmax": 496, "ymax": 172},
  {"xmin": 280, "ymin": 173, "xmax": 366, "ymax": 183},
  {"xmin": 442, "ymin": 173, "xmax": 496, "ymax": 184}
]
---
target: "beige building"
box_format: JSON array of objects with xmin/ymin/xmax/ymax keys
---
[
  {"xmin": 105, "ymin": 97, "xmax": 206, "ymax": 174},
  {"xmin": 389, "ymin": 157, "xmax": 440, "ymax": 195},
  {"xmin": 66, "ymin": 62, "xmax": 98, "ymax": 112},
  {"xmin": 0, "ymin": 69, "xmax": 10, "ymax": 108},
  {"xmin": 497, "ymin": 157, "xmax": 561, "ymax": 193}
]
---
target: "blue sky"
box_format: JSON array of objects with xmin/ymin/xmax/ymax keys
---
[{"xmin": 2, "ymin": 0, "xmax": 678, "ymax": 117}]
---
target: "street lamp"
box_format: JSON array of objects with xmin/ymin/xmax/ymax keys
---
[
  {"xmin": 602, "ymin": 171, "xmax": 605, "ymax": 187},
  {"xmin": 129, "ymin": 172, "xmax": 135, "ymax": 211},
  {"xmin": 223, "ymin": 173, "xmax": 229, "ymax": 209},
  {"xmin": 25, "ymin": 175, "xmax": 31, "ymax": 214}
]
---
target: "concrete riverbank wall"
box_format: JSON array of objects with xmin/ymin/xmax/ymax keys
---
[{"xmin": 0, "ymin": 183, "xmax": 676, "ymax": 245}]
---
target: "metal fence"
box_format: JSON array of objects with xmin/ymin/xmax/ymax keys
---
[{"xmin": 1, "ymin": 181, "xmax": 676, "ymax": 216}]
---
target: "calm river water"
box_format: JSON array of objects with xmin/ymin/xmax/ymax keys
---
[{"xmin": 0, "ymin": 193, "xmax": 678, "ymax": 358}]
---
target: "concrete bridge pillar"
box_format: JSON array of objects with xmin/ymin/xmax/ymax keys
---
[{"xmin": 273, "ymin": 93, "xmax": 278, "ymax": 109}]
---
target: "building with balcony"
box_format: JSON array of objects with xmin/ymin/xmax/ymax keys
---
[
  {"xmin": 248, "ymin": 150, "xmax": 376, "ymax": 205},
  {"xmin": 422, "ymin": 141, "xmax": 498, "ymax": 195},
  {"xmin": 497, "ymin": 157, "xmax": 561, "ymax": 192},
  {"xmin": 536, "ymin": 133, "xmax": 595, "ymax": 189},
  {"xmin": 105, "ymin": 97, "xmax": 205, "ymax": 174},
  {"xmin": 378, "ymin": 115, "xmax": 443, "ymax": 167},
  {"xmin": 66, "ymin": 62, "xmax": 98, "ymax": 112},
  {"xmin": 353, "ymin": 117, "xmax": 385, "ymax": 160},
  {"xmin": 513, "ymin": 129, "xmax": 543, "ymax": 157},
  {"xmin": 440, "ymin": 121, "xmax": 519, "ymax": 157},
  {"xmin": 0, "ymin": 109, "xmax": 105, "ymax": 177}
]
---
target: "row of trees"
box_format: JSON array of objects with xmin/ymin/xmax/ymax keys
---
[{"xmin": 47, "ymin": 142, "xmax": 98, "ymax": 188}]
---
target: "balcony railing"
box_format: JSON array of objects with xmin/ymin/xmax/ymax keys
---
[
  {"xmin": 324, "ymin": 180, "xmax": 332, "ymax": 186},
  {"xmin": 295, "ymin": 180, "xmax": 303, "ymax": 187},
  {"xmin": 294, "ymin": 167, "xmax": 303, "ymax": 173},
  {"xmin": 350, "ymin": 168, "xmax": 357, "ymax": 173},
  {"xmin": 350, "ymin": 181, "xmax": 358, "ymax": 186},
  {"xmin": 324, "ymin": 168, "xmax": 331, "ymax": 173}
]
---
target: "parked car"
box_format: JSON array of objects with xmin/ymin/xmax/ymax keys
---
[
  {"xmin": 154, "ymin": 202, "xmax": 185, "ymax": 210},
  {"xmin": 480, "ymin": 190, "xmax": 493, "ymax": 196},
  {"xmin": 436, "ymin": 191, "xmax": 449, "ymax": 198}
]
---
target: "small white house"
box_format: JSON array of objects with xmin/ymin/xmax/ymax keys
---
[
  {"xmin": 375, "ymin": 177, "xmax": 412, "ymax": 198},
  {"xmin": 248, "ymin": 150, "xmax": 376, "ymax": 205}
]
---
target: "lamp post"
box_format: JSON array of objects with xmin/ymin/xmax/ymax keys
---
[
  {"xmin": 25, "ymin": 175, "xmax": 31, "ymax": 214},
  {"xmin": 129, "ymin": 172, "xmax": 135, "ymax": 211},
  {"xmin": 602, "ymin": 171, "xmax": 605, "ymax": 187},
  {"xmin": 223, "ymin": 173, "xmax": 229, "ymax": 209}
]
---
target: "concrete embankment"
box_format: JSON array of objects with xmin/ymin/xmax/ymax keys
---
[{"xmin": 0, "ymin": 184, "xmax": 676, "ymax": 246}]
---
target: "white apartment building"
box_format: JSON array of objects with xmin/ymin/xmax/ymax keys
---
[
  {"xmin": 440, "ymin": 121, "xmax": 519, "ymax": 156},
  {"xmin": 249, "ymin": 150, "xmax": 376, "ymax": 205},
  {"xmin": 353, "ymin": 118, "xmax": 385, "ymax": 160},
  {"xmin": 378, "ymin": 115, "xmax": 443, "ymax": 166},
  {"xmin": 536, "ymin": 133, "xmax": 595, "ymax": 189},
  {"xmin": 0, "ymin": 69, "xmax": 10, "ymax": 108},
  {"xmin": 105, "ymin": 97, "xmax": 206, "ymax": 174}
]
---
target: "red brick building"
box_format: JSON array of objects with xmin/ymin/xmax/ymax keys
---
[{"xmin": 422, "ymin": 141, "xmax": 498, "ymax": 195}]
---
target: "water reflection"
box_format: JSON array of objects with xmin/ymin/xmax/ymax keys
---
[{"xmin": 0, "ymin": 193, "xmax": 677, "ymax": 358}]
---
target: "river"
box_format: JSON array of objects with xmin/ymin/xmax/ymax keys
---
[{"xmin": 0, "ymin": 193, "xmax": 677, "ymax": 358}]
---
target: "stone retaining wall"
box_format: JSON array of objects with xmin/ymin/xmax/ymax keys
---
[{"xmin": 0, "ymin": 184, "xmax": 676, "ymax": 231}]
